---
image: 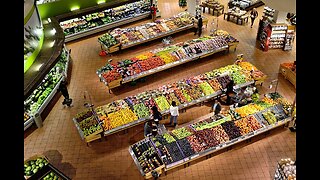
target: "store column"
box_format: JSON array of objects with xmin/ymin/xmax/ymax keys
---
[{"xmin": 187, "ymin": 0, "xmax": 201, "ymax": 16}]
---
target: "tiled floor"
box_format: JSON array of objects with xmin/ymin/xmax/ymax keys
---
[{"xmin": 24, "ymin": 0, "xmax": 296, "ymax": 179}]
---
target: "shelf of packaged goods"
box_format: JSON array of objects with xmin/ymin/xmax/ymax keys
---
[
  {"xmin": 121, "ymin": 24, "xmax": 195, "ymax": 50},
  {"xmin": 64, "ymin": 12, "xmax": 150, "ymax": 42}
]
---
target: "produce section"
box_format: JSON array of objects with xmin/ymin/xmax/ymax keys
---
[
  {"xmin": 59, "ymin": 0, "xmax": 151, "ymax": 42},
  {"xmin": 76, "ymin": 61, "xmax": 258, "ymax": 142},
  {"xmin": 24, "ymin": 45, "xmax": 71, "ymax": 131},
  {"xmin": 97, "ymin": 33, "xmax": 238, "ymax": 90},
  {"xmin": 129, "ymin": 92, "xmax": 293, "ymax": 178},
  {"xmin": 98, "ymin": 12, "xmax": 195, "ymax": 53}
]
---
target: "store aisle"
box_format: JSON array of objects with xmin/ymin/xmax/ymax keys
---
[{"xmin": 24, "ymin": 0, "xmax": 296, "ymax": 179}]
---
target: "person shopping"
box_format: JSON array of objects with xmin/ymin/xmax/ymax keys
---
[
  {"xmin": 211, "ymin": 99, "xmax": 222, "ymax": 116},
  {"xmin": 226, "ymin": 80, "xmax": 235, "ymax": 105},
  {"xmin": 144, "ymin": 121, "xmax": 152, "ymax": 138},
  {"xmin": 57, "ymin": 79, "xmax": 72, "ymax": 106},
  {"xmin": 151, "ymin": 4, "xmax": 157, "ymax": 22},
  {"xmin": 169, "ymin": 101, "xmax": 179, "ymax": 128},
  {"xmin": 250, "ymin": 8, "xmax": 258, "ymax": 28},
  {"xmin": 152, "ymin": 105, "xmax": 162, "ymax": 125},
  {"xmin": 194, "ymin": 16, "xmax": 203, "ymax": 37}
]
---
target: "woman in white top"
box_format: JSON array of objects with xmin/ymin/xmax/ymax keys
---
[{"xmin": 169, "ymin": 101, "xmax": 179, "ymax": 128}]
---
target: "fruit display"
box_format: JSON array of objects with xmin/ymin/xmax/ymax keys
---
[
  {"xmin": 193, "ymin": 116, "xmax": 231, "ymax": 131},
  {"xmin": 133, "ymin": 103, "xmax": 150, "ymax": 119},
  {"xmin": 207, "ymin": 78, "xmax": 222, "ymax": 91},
  {"xmin": 262, "ymin": 97, "xmax": 277, "ymax": 106},
  {"xmin": 181, "ymin": 89, "xmax": 193, "ymax": 102},
  {"xmin": 154, "ymin": 95, "xmax": 171, "ymax": 111},
  {"xmin": 60, "ymin": 0, "xmax": 151, "ymax": 36},
  {"xmin": 262, "ymin": 110, "xmax": 277, "ymax": 125},
  {"xmin": 220, "ymin": 121, "xmax": 242, "ymax": 140},
  {"xmin": 98, "ymin": 33, "xmax": 119, "ymax": 48},
  {"xmin": 158, "ymin": 142, "xmax": 185, "ymax": 165},
  {"xmin": 162, "ymin": 133, "xmax": 176, "ymax": 143},
  {"xmin": 24, "ymin": 156, "xmax": 49, "ymax": 177},
  {"xmin": 99, "ymin": 115, "xmax": 112, "ymax": 131},
  {"xmin": 246, "ymin": 115, "xmax": 262, "ymax": 131},
  {"xmin": 234, "ymin": 118, "xmax": 253, "ymax": 135},
  {"xmin": 101, "ymin": 68, "xmax": 122, "ymax": 83},
  {"xmin": 171, "ymin": 127, "xmax": 193, "ymax": 139},
  {"xmin": 41, "ymin": 171, "xmax": 60, "ymax": 180},
  {"xmin": 78, "ymin": 116, "xmax": 102, "ymax": 137},
  {"xmin": 234, "ymin": 103, "xmax": 265, "ymax": 117},
  {"xmin": 74, "ymin": 110, "xmax": 94, "ymax": 122},
  {"xmin": 165, "ymin": 92, "xmax": 181, "ymax": 106},
  {"xmin": 131, "ymin": 140, "xmax": 163, "ymax": 174},
  {"xmin": 176, "ymin": 138, "xmax": 195, "ymax": 157},
  {"xmin": 100, "ymin": 99, "xmax": 129, "ymax": 114},
  {"xmin": 143, "ymin": 98, "xmax": 159, "ymax": 113},
  {"xmin": 210, "ymin": 125, "xmax": 230, "ymax": 144},
  {"xmin": 215, "ymin": 75, "xmax": 232, "ymax": 89},
  {"xmin": 107, "ymin": 107, "xmax": 138, "ymax": 129},
  {"xmin": 281, "ymin": 62, "xmax": 295, "ymax": 70},
  {"xmin": 187, "ymin": 129, "xmax": 220, "ymax": 152},
  {"xmin": 173, "ymin": 88, "xmax": 188, "ymax": 104},
  {"xmin": 237, "ymin": 61, "xmax": 258, "ymax": 71},
  {"xmin": 198, "ymin": 82, "xmax": 215, "ymax": 96}
]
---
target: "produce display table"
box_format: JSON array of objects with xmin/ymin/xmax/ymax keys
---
[
  {"xmin": 129, "ymin": 93, "xmax": 293, "ymax": 178},
  {"xmin": 200, "ymin": 1, "xmax": 225, "ymax": 16},
  {"xmin": 224, "ymin": 8, "xmax": 248, "ymax": 25},
  {"xmin": 98, "ymin": 12, "xmax": 195, "ymax": 54},
  {"xmin": 279, "ymin": 62, "xmax": 296, "ymax": 88},
  {"xmin": 97, "ymin": 33, "xmax": 239, "ymax": 91},
  {"xmin": 74, "ymin": 61, "xmax": 266, "ymax": 144}
]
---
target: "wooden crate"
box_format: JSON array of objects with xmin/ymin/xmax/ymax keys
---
[
  {"xmin": 228, "ymin": 41, "xmax": 239, "ymax": 52},
  {"xmin": 254, "ymin": 75, "xmax": 267, "ymax": 86},
  {"xmin": 24, "ymin": 154, "xmax": 50, "ymax": 179},
  {"xmin": 84, "ymin": 128, "xmax": 103, "ymax": 143},
  {"xmin": 108, "ymin": 78, "xmax": 122, "ymax": 89}
]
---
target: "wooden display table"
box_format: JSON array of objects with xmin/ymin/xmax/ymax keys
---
[
  {"xmin": 224, "ymin": 10, "xmax": 248, "ymax": 25},
  {"xmin": 279, "ymin": 63, "xmax": 296, "ymax": 88},
  {"xmin": 200, "ymin": 1, "xmax": 225, "ymax": 16}
]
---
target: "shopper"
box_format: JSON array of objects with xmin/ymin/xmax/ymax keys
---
[
  {"xmin": 144, "ymin": 121, "xmax": 152, "ymax": 138},
  {"xmin": 151, "ymin": 105, "xmax": 162, "ymax": 124},
  {"xmin": 57, "ymin": 79, "xmax": 72, "ymax": 106},
  {"xmin": 151, "ymin": 4, "xmax": 157, "ymax": 22},
  {"xmin": 196, "ymin": 16, "xmax": 203, "ymax": 37},
  {"xmin": 169, "ymin": 101, "xmax": 179, "ymax": 128},
  {"xmin": 225, "ymin": 79, "xmax": 235, "ymax": 105},
  {"xmin": 250, "ymin": 8, "xmax": 258, "ymax": 28},
  {"xmin": 151, "ymin": 121, "xmax": 158, "ymax": 136},
  {"xmin": 211, "ymin": 99, "xmax": 222, "ymax": 115}
]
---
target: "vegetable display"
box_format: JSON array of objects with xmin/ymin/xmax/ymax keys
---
[{"xmin": 24, "ymin": 157, "xmax": 49, "ymax": 177}]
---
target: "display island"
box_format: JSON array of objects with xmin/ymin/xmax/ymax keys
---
[
  {"xmin": 97, "ymin": 30, "xmax": 239, "ymax": 91},
  {"xmin": 73, "ymin": 60, "xmax": 266, "ymax": 144},
  {"xmin": 129, "ymin": 92, "xmax": 293, "ymax": 179}
]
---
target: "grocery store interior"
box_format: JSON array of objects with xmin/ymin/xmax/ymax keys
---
[{"xmin": 24, "ymin": 0, "xmax": 296, "ymax": 179}]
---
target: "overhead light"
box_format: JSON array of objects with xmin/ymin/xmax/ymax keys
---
[
  {"xmin": 70, "ymin": 6, "xmax": 80, "ymax": 11},
  {"xmin": 97, "ymin": 0, "xmax": 106, "ymax": 4}
]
